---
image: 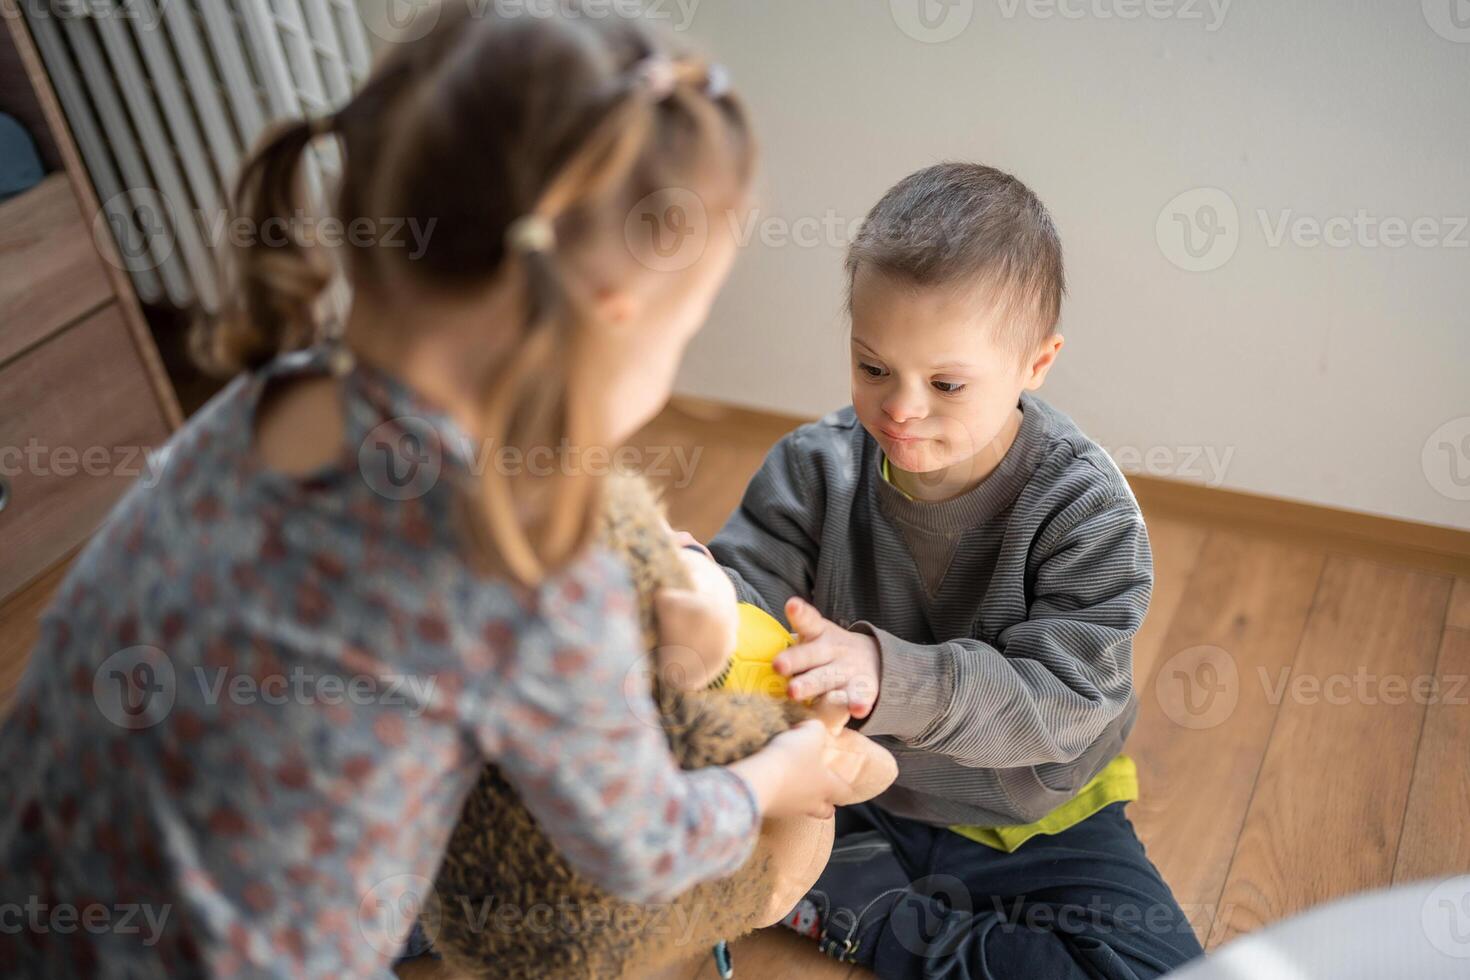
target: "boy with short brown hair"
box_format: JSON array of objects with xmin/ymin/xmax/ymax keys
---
[{"xmin": 689, "ymin": 163, "xmax": 1202, "ymax": 978}]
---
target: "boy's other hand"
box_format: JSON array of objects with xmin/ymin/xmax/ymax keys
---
[{"xmin": 776, "ymin": 597, "xmax": 880, "ymax": 720}]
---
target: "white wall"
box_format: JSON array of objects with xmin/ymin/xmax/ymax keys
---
[{"xmin": 670, "ymin": 0, "xmax": 1470, "ymax": 530}]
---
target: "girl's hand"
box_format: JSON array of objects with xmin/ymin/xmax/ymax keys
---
[
  {"xmin": 728, "ymin": 719, "xmax": 854, "ymax": 820},
  {"xmin": 775, "ymin": 598, "xmax": 881, "ymax": 720}
]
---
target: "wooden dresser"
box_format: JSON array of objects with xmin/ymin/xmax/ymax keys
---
[{"xmin": 0, "ymin": 13, "xmax": 181, "ymax": 706}]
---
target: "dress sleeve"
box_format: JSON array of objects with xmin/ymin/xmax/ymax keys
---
[{"xmin": 475, "ymin": 548, "xmax": 760, "ymax": 904}]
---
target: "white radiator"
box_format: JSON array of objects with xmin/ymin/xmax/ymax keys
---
[{"xmin": 21, "ymin": 0, "xmax": 372, "ymax": 313}]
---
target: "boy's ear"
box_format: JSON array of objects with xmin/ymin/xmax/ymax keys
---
[{"xmin": 1022, "ymin": 333, "xmax": 1064, "ymax": 391}]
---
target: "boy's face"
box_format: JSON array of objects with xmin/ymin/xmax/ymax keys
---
[{"xmin": 848, "ymin": 266, "xmax": 1058, "ymax": 479}]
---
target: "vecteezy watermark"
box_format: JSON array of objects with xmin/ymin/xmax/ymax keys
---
[
  {"xmin": 0, "ymin": 897, "xmax": 172, "ymax": 947},
  {"xmin": 1257, "ymin": 210, "xmax": 1470, "ymax": 250},
  {"xmin": 495, "ymin": 0, "xmax": 700, "ymax": 28},
  {"xmin": 1422, "ymin": 0, "xmax": 1470, "ymax": 43},
  {"xmin": 7, "ymin": 0, "xmax": 169, "ymax": 33},
  {"xmin": 891, "ymin": 0, "xmax": 1231, "ymax": 42},
  {"xmin": 92, "ymin": 187, "xmax": 178, "ymax": 281},
  {"xmin": 92, "ymin": 647, "xmax": 441, "ymax": 730},
  {"xmin": 994, "ymin": 0, "xmax": 1231, "ymax": 31},
  {"xmin": 1422, "ymin": 876, "xmax": 1470, "ymax": 959},
  {"xmin": 1158, "ymin": 187, "xmax": 1469, "ymax": 271},
  {"xmin": 359, "ymin": 874, "xmax": 442, "ymax": 957},
  {"xmin": 94, "ymin": 646, "xmax": 178, "ymax": 731},
  {"xmin": 890, "ymin": 0, "xmax": 976, "ymax": 43},
  {"xmin": 1156, "ymin": 187, "xmax": 1240, "ymax": 272},
  {"xmin": 0, "ymin": 439, "xmax": 172, "ymax": 489},
  {"xmin": 727, "ymin": 208, "xmax": 870, "ymax": 252},
  {"xmin": 361, "ymin": 0, "xmax": 702, "ymax": 44},
  {"xmin": 987, "ymin": 895, "xmax": 1229, "ymax": 938},
  {"xmin": 1100, "ymin": 442, "xmax": 1235, "ymax": 487},
  {"xmin": 192, "ymin": 666, "xmax": 440, "ymax": 717},
  {"xmin": 644, "ymin": 185, "xmax": 1115, "ymax": 270},
  {"xmin": 1154, "ymin": 645, "xmax": 1239, "ymax": 730},
  {"xmin": 358, "ymin": 417, "xmax": 704, "ymax": 502},
  {"xmin": 621, "ymin": 189, "xmax": 885, "ymax": 272},
  {"xmin": 1422, "ymin": 416, "xmax": 1470, "ymax": 502},
  {"xmin": 429, "ymin": 893, "xmax": 726, "ymax": 948},
  {"xmin": 624, "ymin": 187, "xmax": 711, "ymax": 273},
  {"xmin": 1154, "ymin": 649, "xmax": 1469, "ymax": 730},
  {"xmin": 199, "ymin": 210, "xmax": 437, "ymax": 259},
  {"xmin": 883, "ymin": 874, "xmax": 974, "ymax": 955},
  {"xmin": 91, "ymin": 190, "xmax": 439, "ymax": 276},
  {"xmin": 1257, "ymin": 667, "xmax": 1468, "ymax": 707},
  {"xmin": 359, "ymin": 418, "xmax": 446, "ymax": 503}
]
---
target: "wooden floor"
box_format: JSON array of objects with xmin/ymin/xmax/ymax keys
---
[{"xmin": 5, "ymin": 398, "xmax": 1469, "ymax": 979}]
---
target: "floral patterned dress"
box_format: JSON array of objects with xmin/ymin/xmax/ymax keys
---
[{"xmin": 0, "ymin": 348, "xmax": 758, "ymax": 978}]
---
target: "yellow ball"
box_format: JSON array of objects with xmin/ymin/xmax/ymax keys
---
[{"xmin": 714, "ymin": 602, "xmax": 795, "ymax": 699}]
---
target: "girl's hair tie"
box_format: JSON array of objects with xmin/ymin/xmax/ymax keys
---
[
  {"xmin": 703, "ymin": 63, "xmax": 732, "ymax": 99},
  {"xmin": 506, "ymin": 214, "xmax": 556, "ymax": 254},
  {"xmin": 632, "ymin": 54, "xmax": 679, "ymax": 101}
]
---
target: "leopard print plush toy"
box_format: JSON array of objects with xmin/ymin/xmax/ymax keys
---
[{"xmin": 422, "ymin": 474, "xmax": 896, "ymax": 979}]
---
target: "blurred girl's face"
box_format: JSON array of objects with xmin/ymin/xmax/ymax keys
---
[{"xmin": 581, "ymin": 223, "xmax": 740, "ymax": 445}]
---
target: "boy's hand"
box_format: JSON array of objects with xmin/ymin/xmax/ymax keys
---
[{"xmin": 776, "ymin": 597, "xmax": 881, "ymax": 720}]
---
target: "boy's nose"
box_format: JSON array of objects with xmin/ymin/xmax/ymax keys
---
[{"xmin": 882, "ymin": 393, "xmax": 927, "ymax": 424}]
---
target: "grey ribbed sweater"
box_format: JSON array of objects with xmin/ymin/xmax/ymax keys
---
[{"xmin": 707, "ymin": 394, "xmax": 1150, "ymax": 827}]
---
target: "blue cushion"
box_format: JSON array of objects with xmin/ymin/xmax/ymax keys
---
[{"xmin": 0, "ymin": 112, "xmax": 44, "ymax": 203}]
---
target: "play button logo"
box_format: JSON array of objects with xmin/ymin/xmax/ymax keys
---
[{"xmin": 1423, "ymin": 0, "xmax": 1470, "ymax": 41}]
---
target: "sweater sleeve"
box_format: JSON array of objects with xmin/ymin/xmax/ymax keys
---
[
  {"xmin": 851, "ymin": 494, "xmax": 1149, "ymax": 768},
  {"xmin": 478, "ymin": 549, "xmax": 759, "ymax": 904},
  {"xmin": 706, "ymin": 430, "xmax": 824, "ymax": 621}
]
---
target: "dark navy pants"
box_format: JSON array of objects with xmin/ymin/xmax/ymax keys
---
[{"xmin": 818, "ymin": 802, "xmax": 1204, "ymax": 979}]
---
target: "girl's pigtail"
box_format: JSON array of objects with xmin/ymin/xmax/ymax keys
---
[
  {"xmin": 191, "ymin": 118, "xmax": 335, "ymax": 377},
  {"xmin": 475, "ymin": 93, "xmax": 659, "ymax": 585}
]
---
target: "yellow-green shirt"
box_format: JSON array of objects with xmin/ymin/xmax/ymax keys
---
[{"xmin": 949, "ymin": 755, "xmax": 1138, "ymax": 852}]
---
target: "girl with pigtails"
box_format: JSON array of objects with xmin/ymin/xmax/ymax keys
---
[{"xmin": 0, "ymin": 4, "xmax": 852, "ymax": 976}]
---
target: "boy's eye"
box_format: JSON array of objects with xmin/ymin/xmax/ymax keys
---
[
  {"xmin": 932, "ymin": 380, "xmax": 966, "ymax": 394},
  {"xmin": 858, "ymin": 362, "xmax": 885, "ymax": 378}
]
